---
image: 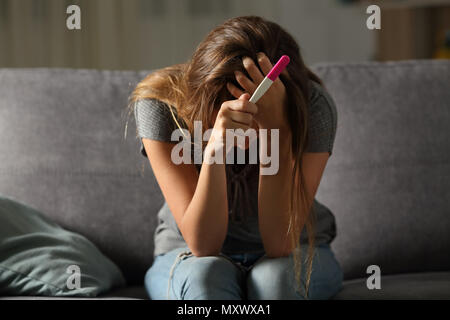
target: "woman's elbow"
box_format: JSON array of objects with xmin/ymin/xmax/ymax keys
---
[
  {"xmin": 190, "ymin": 246, "xmax": 221, "ymax": 257},
  {"xmin": 263, "ymin": 241, "xmax": 294, "ymax": 258},
  {"xmin": 180, "ymin": 225, "xmax": 226, "ymax": 258},
  {"xmin": 265, "ymin": 249, "xmax": 292, "ymax": 259},
  {"xmin": 186, "ymin": 237, "xmax": 223, "ymax": 257}
]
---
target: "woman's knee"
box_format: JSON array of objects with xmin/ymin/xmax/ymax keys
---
[
  {"xmin": 247, "ymin": 246, "xmax": 343, "ymax": 300},
  {"xmin": 172, "ymin": 254, "xmax": 244, "ymax": 300},
  {"xmin": 247, "ymin": 255, "xmax": 299, "ymax": 300},
  {"xmin": 144, "ymin": 248, "xmax": 189, "ymax": 299}
]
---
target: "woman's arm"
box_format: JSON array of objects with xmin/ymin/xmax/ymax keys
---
[
  {"xmin": 142, "ymin": 94, "xmax": 256, "ymax": 257},
  {"xmin": 143, "ymin": 138, "xmax": 228, "ymax": 257},
  {"xmin": 226, "ymin": 52, "xmax": 331, "ymax": 257},
  {"xmin": 257, "ymin": 131, "xmax": 330, "ymax": 257}
]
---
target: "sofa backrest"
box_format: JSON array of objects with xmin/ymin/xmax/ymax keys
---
[
  {"xmin": 311, "ymin": 60, "xmax": 450, "ymax": 279},
  {"xmin": 0, "ymin": 68, "xmax": 160, "ymax": 285},
  {"xmin": 0, "ymin": 61, "xmax": 449, "ymax": 284}
]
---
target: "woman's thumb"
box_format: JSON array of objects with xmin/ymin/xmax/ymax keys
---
[{"xmin": 239, "ymin": 93, "xmax": 250, "ymax": 101}]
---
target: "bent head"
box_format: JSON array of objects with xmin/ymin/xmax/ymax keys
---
[{"xmin": 184, "ymin": 15, "xmax": 318, "ymax": 146}]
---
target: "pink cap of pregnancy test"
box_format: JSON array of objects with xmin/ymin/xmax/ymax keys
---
[{"xmin": 267, "ymin": 55, "xmax": 290, "ymax": 81}]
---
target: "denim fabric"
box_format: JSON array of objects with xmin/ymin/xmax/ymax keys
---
[{"xmin": 144, "ymin": 243, "xmax": 343, "ymax": 300}]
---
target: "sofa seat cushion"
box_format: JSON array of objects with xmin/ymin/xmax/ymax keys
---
[
  {"xmin": 100, "ymin": 285, "xmax": 148, "ymax": 299},
  {"xmin": 333, "ymin": 271, "xmax": 450, "ymax": 299},
  {"xmin": 0, "ymin": 286, "xmax": 147, "ymax": 300}
]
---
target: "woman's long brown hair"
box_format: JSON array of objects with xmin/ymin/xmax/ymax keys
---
[{"xmin": 125, "ymin": 15, "xmax": 322, "ymax": 298}]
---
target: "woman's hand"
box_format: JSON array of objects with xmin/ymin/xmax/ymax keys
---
[
  {"xmin": 213, "ymin": 93, "xmax": 257, "ymax": 135},
  {"xmin": 207, "ymin": 93, "xmax": 258, "ymax": 155},
  {"xmin": 226, "ymin": 52, "xmax": 289, "ymax": 130}
]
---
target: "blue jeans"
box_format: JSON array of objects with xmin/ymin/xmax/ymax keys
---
[{"xmin": 144, "ymin": 243, "xmax": 343, "ymax": 300}]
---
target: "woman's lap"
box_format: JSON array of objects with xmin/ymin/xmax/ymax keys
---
[{"xmin": 145, "ymin": 244, "xmax": 343, "ymax": 300}]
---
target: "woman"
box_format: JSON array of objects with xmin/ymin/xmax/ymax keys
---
[{"xmin": 127, "ymin": 15, "xmax": 342, "ymax": 300}]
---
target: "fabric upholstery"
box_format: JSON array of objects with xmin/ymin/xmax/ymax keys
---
[
  {"xmin": 0, "ymin": 68, "xmax": 160, "ymax": 285},
  {"xmin": 0, "ymin": 194, "xmax": 125, "ymax": 296},
  {"xmin": 332, "ymin": 272, "xmax": 450, "ymax": 300},
  {"xmin": 0, "ymin": 285, "xmax": 146, "ymax": 300},
  {"xmin": 311, "ymin": 60, "xmax": 450, "ymax": 280}
]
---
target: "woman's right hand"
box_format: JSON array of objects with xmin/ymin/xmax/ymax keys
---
[{"xmin": 208, "ymin": 93, "xmax": 258, "ymax": 154}]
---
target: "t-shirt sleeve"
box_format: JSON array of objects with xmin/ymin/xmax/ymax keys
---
[
  {"xmin": 134, "ymin": 98, "xmax": 183, "ymax": 158},
  {"xmin": 304, "ymin": 82, "xmax": 338, "ymax": 156}
]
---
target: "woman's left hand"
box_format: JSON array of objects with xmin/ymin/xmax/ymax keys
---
[{"xmin": 226, "ymin": 52, "xmax": 289, "ymax": 130}]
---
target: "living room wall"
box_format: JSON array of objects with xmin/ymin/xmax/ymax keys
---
[{"xmin": 0, "ymin": 0, "xmax": 375, "ymax": 69}]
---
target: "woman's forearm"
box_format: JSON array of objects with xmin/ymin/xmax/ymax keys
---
[
  {"xmin": 258, "ymin": 128, "xmax": 296, "ymax": 257},
  {"xmin": 179, "ymin": 140, "xmax": 228, "ymax": 257},
  {"xmin": 179, "ymin": 94, "xmax": 256, "ymax": 257}
]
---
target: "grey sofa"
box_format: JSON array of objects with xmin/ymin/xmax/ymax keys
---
[{"xmin": 0, "ymin": 60, "xmax": 449, "ymax": 300}]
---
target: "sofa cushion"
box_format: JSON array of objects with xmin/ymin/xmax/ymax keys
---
[
  {"xmin": 100, "ymin": 285, "xmax": 148, "ymax": 299},
  {"xmin": 0, "ymin": 286, "xmax": 147, "ymax": 300},
  {"xmin": 311, "ymin": 60, "xmax": 450, "ymax": 279},
  {"xmin": 333, "ymin": 272, "xmax": 450, "ymax": 300},
  {"xmin": 0, "ymin": 194, "xmax": 125, "ymax": 297}
]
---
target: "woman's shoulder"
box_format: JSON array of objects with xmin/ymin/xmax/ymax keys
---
[
  {"xmin": 309, "ymin": 81, "xmax": 337, "ymax": 116},
  {"xmin": 134, "ymin": 98, "xmax": 177, "ymax": 123},
  {"xmin": 305, "ymin": 80, "xmax": 338, "ymax": 155},
  {"xmin": 134, "ymin": 98, "xmax": 185, "ymax": 142}
]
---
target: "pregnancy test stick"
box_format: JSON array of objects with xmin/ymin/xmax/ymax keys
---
[{"xmin": 249, "ymin": 55, "xmax": 290, "ymax": 103}]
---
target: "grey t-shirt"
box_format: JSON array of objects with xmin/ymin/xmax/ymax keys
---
[{"xmin": 134, "ymin": 80, "xmax": 338, "ymax": 257}]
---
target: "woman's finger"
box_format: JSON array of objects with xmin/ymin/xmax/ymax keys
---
[
  {"xmin": 226, "ymin": 82, "xmax": 244, "ymax": 99},
  {"xmin": 229, "ymin": 110, "xmax": 254, "ymax": 126},
  {"xmin": 242, "ymin": 56, "xmax": 264, "ymax": 84},
  {"xmin": 256, "ymin": 52, "xmax": 272, "ymax": 75},
  {"xmin": 225, "ymin": 99, "xmax": 258, "ymax": 115},
  {"xmin": 235, "ymin": 71, "xmax": 256, "ymax": 94}
]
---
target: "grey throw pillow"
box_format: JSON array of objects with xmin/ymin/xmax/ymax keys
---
[{"xmin": 0, "ymin": 194, "xmax": 126, "ymax": 297}]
